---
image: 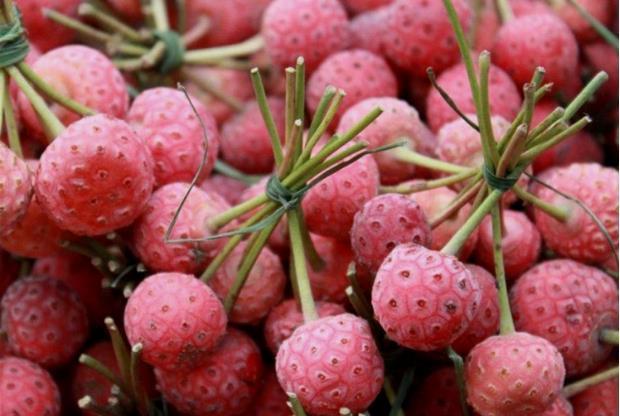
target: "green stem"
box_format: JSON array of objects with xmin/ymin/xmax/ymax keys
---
[
  {"xmin": 427, "ymin": 67, "xmax": 479, "ymax": 132},
  {"xmin": 129, "ymin": 343, "xmax": 150, "ymax": 416},
  {"xmin": 496, "ymin": 124, "xmax": 528, "ymax": 176},
  {"xmin": 113, "ymin": 41, "xmax": 166, "ymax": 71},
  {"xmin": 79, "ymin": 353, "xmax": 125, "ymax": 388},
  {"xmin": 513, "ymin": 186, "xmax": 569, "ymax": 222},
  {"xmin": 490, "ymin": 203, "xmax": 516, "ymax": 334},
  {"xmin": 307, "ymin": 86, "xmax": 337, "ymax": 139},
  {"xmin": 528, "ymin": 106, "xmax": 565, "ymax": 141},
  {"xmin": 430, "ymin": 177, "xmax": 483, "ymax": 228},
  {"xmin": 478, "ymin": 51, "xmax": 500, "ymax": 166},
  {"xmin": 387, "ymin": 369, "xmax": 415, "ymax": 416},
  {"xmin": 2, "ymin": 76, "xmax": 23, "ymax": 158},
  {"xmin": 104, "ymin": 318, "xmax": 131, "ymax": 393},
  {"xmin": 279, "ymin": 119, "xmax": 303, "ymax": 177},
  {"xmin": 213, "ymin": 159, "xmax": 261, "ymax": 185},
  {"xmin": 250, "ymin": 67, "xmax": 283, "ymax": 167},
  {"xmin": 566, "ymin": 0, "xmax": 619, "ymax": 50},
  {"xmin": 183, "ymin": 34, "xmax": 264, "ymax": 63},
  {"xmin": 294, "ymin": 57, "xmax": 306, "ymax": 123},
  {"xmin": 284, "ymin": 67, "xmax": 296, "ymax": 145},
  {"xmin": 381, "ymin": 169, "xmax": 478, "ymax": 194},
  {"xmin": 563, "ymin": 366, "xmax": 619, "ymax": 397},
  {"xmin": 447, "ymin": 346, "xmax": 470, "ymax": 416},
  {"xmin": 150, "ymin": 0, "xmax": 169, "ymax": 30},
  {"xmin": 288, "ymin": 209, "xmax": 318, "ymax": 322},
  {"xmin": 563, "ymin": 71, "xmax": 608, "ymax": 121},
  {"xmin": 78, "ymin": 2, "xmax": 147, "ymax": 43},
  {"xmin": 298, "ymin": 206, "xmax": 325, "ymax": 272},
  {"xmin": 181, "ymin": 68, "xmax": 244, "ymax": 112},
  {"xmin": 392, "ymin": 147, "xmax": 469, "ymax": 174},
  {"xmin": 521, "ymin": 116, "xmax": 590, "ymax": 161},
  {"xmin": 496, "ymin": 0, "xmax": 514, "ymax": 22},
  {"xmin": 599, "ymin": 329, "xmax": 619, "ymax": 345},
  {"xmin": 287, "ymin": 393, "xmax": 308, "ymax": 416}
]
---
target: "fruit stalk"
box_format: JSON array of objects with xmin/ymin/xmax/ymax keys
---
[{"xmin": 563, "ymin": 366, "xmax": 620, "ymax": 397}]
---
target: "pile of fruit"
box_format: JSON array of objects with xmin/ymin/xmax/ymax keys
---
[{"xmin": 0, "ymin": 0, "xmax": 618, "ymax": 414}]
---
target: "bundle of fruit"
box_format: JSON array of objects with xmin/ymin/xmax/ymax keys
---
[{"xmin": 0, "ymin": 0, "xmax": 618, "ymax": 415}]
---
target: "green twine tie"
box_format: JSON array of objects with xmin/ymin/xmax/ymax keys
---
[
  {"xmin": 153, "ymin": 30, "xmax": 185, "ymax": 74},
  {"xmin": 0, "ymin": 10, "xmax": 30, "ymax": 68},
  {"xmin": 483, "ymin": 163, "xmax": 526, "ymax": 192}
]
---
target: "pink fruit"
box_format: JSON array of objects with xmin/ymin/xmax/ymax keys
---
[
  {"xmin": 472, "ymin": 0, "xmax": 502, "ymax": 52},
  {"xmin": 451, "ymin": 264, "xmax": 499, "ymax": 355},
  {"xmin": 106, "ymin": 0, "xmax": 142, "ymax": 21},
  {"xmin": 306, "ymin": 49, "xmax": 398, "ymax": 122},
  {"xmin": 209, "ymin": 242, "xmax": 286, "ymax": 324},
  {"xmin": 0, "ymin": 356, "xmax": 61, "ymax": 415},
  {"xmin": 533, "ymin": 163, "xmax": 618, "ymax": 263},
  {"xmin": 371, "ymin": 243, "xmax": 481, "ymax": 350},
  {"xmin": 0, "ymin": 142, "xmax": 32, "ymax": 235},
  {"xmin": 35, "ymin": 115, "xmax": 154, "ymax": 236},
  {"xmin": 351, "ymin": 194, "xmax": 431, "ymax": 276},
  {"xmin": 543, "ymin": 396, "xmax": 574, "ymax": 416},
  {"xmin": 220, "ymin": 97, "xmax": 285, "ymax": 174},
  {"xmin": 570, "ymin": 376, "xmax": 618, "ymax": 416},
  {"xmin": 426, "ymin": 62, "xmax": 521, "ymax": 132},
  {"xmin": 554, "ymin": 0, "xmax": 612, "ymax": 42},
  {"xmin": 124, "ymin": 272, "xmax": 227, "ymax": 372},
  {"xmin": 492, "ymin": 14, "xmax": 579, "ymax": 92},
  {"xmin": 510, "ymin": 259, "xmax": 618, "ymax": 376},
  {"xmin": 276, "ymin": 313, "xmax": 384, "ymax": 415},
  {"xmin": 131, "ymin": 182, "xmax": 230, "ymax": 274},
  {"xmin": 341, "ymin": 0, "xmax": 393, "ymax": 14},
  {"xmin": 127, "ymin": 87, "xmax": 220, "ymax": 187},
  {"xmin": 1, "ymin": 276, "xmax": 89, "ymax": 367},
  {"xmin": 155, "ymin": 328, "xmax": 263, "ymax": 416},
  {"xmin": 264, "ymin": 299, "xmax": 346, "ymax": 354},
  {"xmin": 254, "ymin": 368, "xmax": 289, "ymax": 416},
  {"xmin": 303, "ymin": 148, "xmax": 380, "ymax": 240},
  {"xmin": 465, "ymin": 332, "xmax": 566, "ymax": 416},
  {"xmin": 15, "ymin": 0, "xmax": 79, "ymax": 51},
  {"xmin": 474, "ymin": 210, "xmax": 541, "ymax": 280},
  {"xmin": 411, "ymin": 186, "xmax": 479, "ymax": 260},
  {"xmin": 406, "ymin": 367, "xmax": 463, "ymax": 416},
  {"xmin": 307, "ymin": 233, "xmax": 354, "ymax": 303},
  {"xmin": 337, "ymin": 97, "xmax": 436, "ymax": 184},
  {"xmin": 18, "ymin": 46, "xmax": 129, "ymax": 140},
  {"xmin": 381, "ymin": 0, "xmax": 472, "ymax": 76},
  {"xmin": 584, "ymin": 42, "xmax": 619, "ymax": 103},
  {"xmin": 262, "ymin": 0, "xmax": 350, "ymax": 72},
  {"xmin": 200, "ymin": 175, "xmax": 248, "ymax": 206},
  {"xmin": 349, "ymin": 7, "xmax": 389, "ymax": 55}
]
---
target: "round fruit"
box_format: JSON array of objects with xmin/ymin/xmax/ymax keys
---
[{"xmin": 0, "ymin": 142, "xmax": 32, "ymax": 235}]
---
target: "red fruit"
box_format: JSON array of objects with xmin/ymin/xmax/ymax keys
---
[
  {"xmin": 0, "ymin": 250, "xmax": 19, "ymax": 299},
  {"xmin": 0, "ymin": 160, "xmax": 67, "ymax": 258},
  {"xmin": 307, "ymin": 234, "xmax": 354, "ymax": 303},
  {"xmin": 35, "ymin": 115, "xmax": 154, "ymax": 236},
  {"xmin": 15, "ymin": 0, "xmax": 78, "ymax": 51},
  {"xmin": 18, "ymin": 46, "xmax": 129, "ymax": 140},
  {"xmin": 1, "ymin": 276, "xmax": 89, "ymax": 367},
  {"xmin": 381, "ymin": 0, "xmax": 472, "ymax": 76},
  {"xmin": 264, "ymin": 299, "xmax": 346, "ymax": 355},
  {"xmin": 426, "ymin": 62, "xmax": 521, "ymax": 132},
  {"xmin": 570, "ymin": 376, "xmax": 618, "ymax": 416},
  {"xmin": 276, "ymin": 313, "xmax": 384, "ymax": 415},
  {"xmin": 472, "ymin": 0, "xmax": 501, "ymax": 52},
  {"xmin": 341, "ymin": 0, "xmax": 392, "ymax": 14},
  {"xmin": 0, "ymin": 142, "xmax": 32, "ymax": 235},
  {"xmin": 337, "ymin": 97, "xmax": 436, "ymax": 185},
  {"xmin": 186, "ymin": 0, "xmax": 271, "ymax": 47},
  {"xmin": 411, "ymin": 186, "xmax": 479, "ymax": 260},
  {"xmin": 132, "ymin": 182, "xmax": 230, "ymax": 274},
  {"xmin": 124, "ymin": 272, "xmax": 227, "ymax": 371},
  {"xmin": 127, "ymin": 87, "xmax": 220, "ymax": 187},
  {"xmin": 0, "ymin": 336, "xmax": 8, "ymax": 358},
  {"xmin": 349, "ymin": 7, "xmax": 389, "ymax": 55},
  {"xmin": 584, "ymin": 42, "xmax": 619, "ymax": 103},
  {"xmin": 209, "ymin": 242, "xmax": 285, "ymax": 324},
  {"xmin": 106, "ymin": 0, "xmax": 142, "ymax": 21},
  {"xmin": 533, "ymin": 163, "xmax": 618, "ymax": 263},
  {"xmin": 32, "ymin": 253, "xmax": 116, "ymax": 327},
  {"xmin": 510, "ymin": 259, "xmax": 618, "ymax": 376},
  {"xmin": 474, "ymin": 210, "xmax": 541, "ymax": 280},
  {"xmin": 220, "ymin": 97, "xmax": 285, "ymax": 174},
  {"xmin": 554, "ymin": 0, "xmax": 611, "ymax": 43},
  {"xmin": 465, "ymin": 332, "xmax": 566, "ymax": 416},
  {"xmin": 451, "ymin": 264, "xmax": 499, "ymax": 355},
  {"xmin": 306, "ymin": 49, "xmax": 398, "ymax": 122},
  {"xmin": 303, "ymin": 149, "xmax": 380, "ymax": 240},
  {"xmin": 254, "ymin": 368, "xmax": 290, "ymax": 416},
  {"xmin": 155, "ymin": 328, "xmax": 263, "ymax": 416},
  {"xmin": 542, "ymin": 396, "xmax": 574, "ymax": 416},
  {"xmin": 406, "ymin": 367, "xmax": 463, "ymax": 416},
  {"xmin": 0, "ymin": 356, "xmax": 61, "ymax": 415},
  {"xmin": 371, "ymin": 243, "xmax": 481, "ymax": 350},
  {"xmin": 492, "ymin": 14, "xmax": 579, "ymax": 92},
  {"xmin": 185, "ymin": 67, "xmax": 254, "ymax": 125},
  {"xmin": 511, "ymin": 0, "xmax": 554, "ymax": 17},
  {"xmin": 351, "ymin": 194, "xmax": 431, "ymax": 276},
  {"xmin": 200, "ymin": 174, "xmax": 248, "ymax": 205},
  {"xmin": 262, "ymin": 0, "xmax": 350, "ymax": 72}
]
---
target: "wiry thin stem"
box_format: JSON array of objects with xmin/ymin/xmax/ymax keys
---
[
  {"xmin": 491, "ymin": 204, "xmax": 516, "ymax": 334},
  {"xmin": 288, "ymin": 209, "xmax": 318, "ymax": 322},
  {"xmin": 563, "ymin": 366, "xmax": 619, "ymax": 397}
]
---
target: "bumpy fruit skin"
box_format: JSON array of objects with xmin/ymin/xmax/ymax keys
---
[
  {"xmin": 349, "ymin": 7, "xmax": 389, "ymax": 55},
  {"xmin": 209, "ymin": 242, "xmax": 286, "ymax": 324},
  {"xmin": 542, "ymin": 396, "xmax": 574, "ymax": 416},
  {"xmin": 426, "ymin": 62, "xmax": 521, "ymax": 132},
  {"xmin": 124, "ymin": 272, "xmax": 227, "ymax": 372},
  {"xmin": 1, "ymin": 276, "xmax": 89, "ymax": 368},
  {"xmin": 155, "ymin": 329, "xmax": 263, "ymax": 416},
  {"xmin": 276, "ymin": 313, "xmax": 384, "ymax": 415},
  {"xmin": 382, "ymin": 0, "xmax": 472, "ymax": 76},
  {"xmin": 475, "ymin": 210, "xmax": 541, "ymax": 280},
  {"xmin": 306, "ymin": 49, "xmax": 398, "ymax": 122},
  {"xmin": 264, "ymin": 299, "xmax": 346, "ymax": 355},
  {"xmin": 0, "ymin": 142, "xmax": 32, "ymax": 235},
  {"xmin": 411, "ymin": 186, "xmax": 479, "ymax": 260},
  {"xmin": 307, "ymin": 234, "xmax": 354, "ymax": 303},
  {"xmin": 337, "ymin": 97, "xmax": 436, "ymax": 184},
  {"xmin": 15, "ymin": 0, "xmax": 78, "ymax": 51},
  {"xmin": 128, "ymin": 87, "xmax": 220, "ymax": 187},
  {"xmin": 35, "ymin": 115, "xmax": 154, "ymax": 236},
  {"xmin": 303, "ymin": 151, "xmax": 380, "ymax": 240},
  {"xmin": 351, "ymin": 194, "xmax": 431, "ymax": 276},
  {"xmin": 18, "ymin": 46, "xmax": 129, "ymax": 140},
  {"xmin": 466, "ymin": 332, "xmax": 566, "ymax": 416},
  {"xmin": 492, "ymin": 14, "xmax": 578, "ymax": 92},
  {"xmin": 0, "ymin": 356, "xmax": 61, "ymax": 416},
  {"xmin": 510, "ymin": 259, "xmax": 618, "ymax": 376},
  {"xmin": 220, "ymin": 97, "xmax": 285, "ymax": 174},
  {"xmin": 371, "ymin": 243, "xmax": 481, "ymax": 350},
  {"xmin": 254, "ymin": 368, "xmax": 290, "ymax": 416},
  {"xmin": 342, "ymin": 0, "xmax": 392, "ymax": 13},
  {"xmin": 200, "ymin": 175, "xmax": 247, "ymax": 205},
  {"xmin": 452, "ymin": 264, "xmax": 499, "ymax": 355},
  {"xmin": 406, "ymin": 367, "xmax": 463, "ymax": 416},
  {"xmin": 262, "ymin": 0, "xmax": 350, "ymax": 72},
  {"xmin": 570, "ymin": 376, "xmax": 618, "ymax": 416},
  {"xmin": 131, "ymin": 183, "xmax": 230, "ymax": 274},
  {"xmin": 0, "ymin": 250, "xmax": 18, "ymax": 299},
  {"xmin": 533, "ymin": 163, "xmax": 619, "ymax": 264}
]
